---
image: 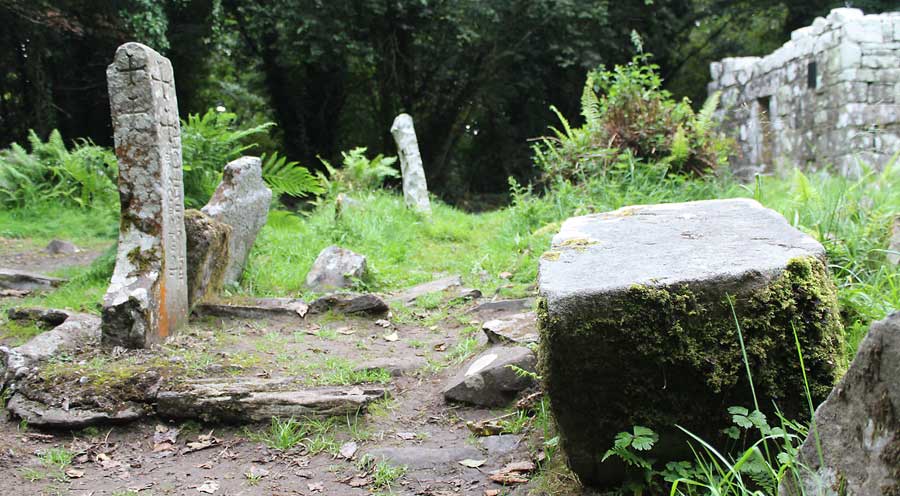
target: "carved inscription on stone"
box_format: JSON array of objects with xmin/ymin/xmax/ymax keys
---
[{"xmin": 101, "ymin": 42, "xmax": 188, "ymax": 348}]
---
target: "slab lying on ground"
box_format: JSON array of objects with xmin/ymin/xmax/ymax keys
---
[
  {"xmin": 537, "ymin": 198, "xmax": 844, "ymax": 487},
  {"xmin": 194, "ymin": 293, "xmax": 389, "ymax": 319},
  {"xmin": 781, "ymin": 311, "xmax": 900, "ymax": 496},
  {"xmin": 0, "ymin": 269, "xmax": 66, "ymax": 291},
  {"xmin": 1, "ymin": 309, "xmax": 100, "ymax": 384}
]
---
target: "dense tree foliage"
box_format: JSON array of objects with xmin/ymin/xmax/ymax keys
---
[{"xmin": 1, "ymin": 0, "xmax": 896, "ymax": 202}]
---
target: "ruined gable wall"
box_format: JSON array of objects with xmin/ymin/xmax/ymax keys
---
[{"xmin": 708, "ymin": 8, "xmax": 900, "ymax": 179}]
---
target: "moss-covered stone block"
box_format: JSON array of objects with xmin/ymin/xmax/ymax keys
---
[
  {"xmin": 537, "ymin": 199, "xmax": 844, "ymax": 488},
  {"xmin": 184, "ymin": 209, "xmax": 231, "ymax": 308}
]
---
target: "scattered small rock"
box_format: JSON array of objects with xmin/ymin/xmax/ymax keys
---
[
  {"xmin": 44, "ymin": 239, "xmax": 80, "ymax": 255},
  {"xmin": 390, "ymin": 275, "xmax": 462, "ymax": 305},
  {"xmin": 0, "ymin": 268, "xmax": 66, "ymax": 291},
  {"xmin": 443, "ymin": 346, "xmax": 537, "ymax": 407},
  {"xmin": 367, "ymin": 446, "xmax": 483, "ymax": 470},
  {"xmin": 306, "ymin": 245, "xmax": 367, "ymax": 291},
  {"xmin": 482, "ymin": 312, "xmax": 538, "ymax": 345}
]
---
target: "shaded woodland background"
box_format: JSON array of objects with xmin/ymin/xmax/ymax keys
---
[{"xmin": 1, "ymin": 0, "xmax": 896, "ymax": 204}]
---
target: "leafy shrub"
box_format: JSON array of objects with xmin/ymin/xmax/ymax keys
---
[
  {"xmin": 318, "ymin": 147, "xmax": 399, "ymax": 195},
  {"xmin": 533, "ymin": 55, "xmax": 733, "ymax": 183},
  {"xmin": 0, "ymin": 130, "xmax": 117, "ymax": 209}
]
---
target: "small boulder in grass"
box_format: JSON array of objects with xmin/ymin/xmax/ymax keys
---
[
  {"xmin": 44, "ymin": 239, "xmax": 80, "ymax": 255},
  {"xmin": 306, "ymin": 246, "xmax": 367, "ymax": 292},
  {"xmin": 443, "ymin": 346, "xmax": 537, "ymax": 407}
]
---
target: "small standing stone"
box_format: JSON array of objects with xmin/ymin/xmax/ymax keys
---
[
  {"xmin": 305, "ymin": 246, "xmax": 367, "ymax": 292},
  {"xmin": 888, "ymin": 215, "xmax": 900, "ymax": 265},
  {"xmin": 201, "ymin": 156, "xmax": 272, "ymax": 285},
  {"xmin": 102, "ymin": 42, "xmax": 188, "ymax": 348},
  {"xmin": 390, "ymin": 114, "xmax": 431, "ymax": 214},
  {"xmin": 184, "ymin": 209, "xmax": 231, "ymax": 307},
  {"xmin": 780, "ymin": 312, "xmax": 900, "ymax": 496}
]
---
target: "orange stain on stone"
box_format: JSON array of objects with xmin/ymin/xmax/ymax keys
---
[{"xmin": 158, "ymin": 276, "xmax": 169, "ymax": 339}]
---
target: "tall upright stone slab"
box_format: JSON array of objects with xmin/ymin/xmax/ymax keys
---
[
  {"xmin": 201, "ymin": 156, "xmax": 272, "ymax": 285},
  {"xmin": 102, "ymin": 43, "xmax": 188, "ymax": 348},
  {"xmin": 390, "ymin": 114, "xmax": 431, "ymax": 214}
]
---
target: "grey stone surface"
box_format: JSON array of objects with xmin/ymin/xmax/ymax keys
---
[
  {"xmin": 888, "ymin": 216, "xmax": 900, "ymax": 265},
  {"xmin": 780, "ymin": 312, "xmax": 900, "ymax": 496},
  {"xmin": 201, "ymin": 156, "xmax": 272, "ymax": 284},
  {"xmin": 537, "ymin": 198, "xmax": 844, "ymax": 488},
  {"xmin": 479, "ymin": 434, "xmax": 525, "ymax": 458},
  {"xmin": 194, "ymin": 298, "xmax": 309, "ymax": 320},
  {"xmin": 367, "ymin": 446, "xmax": 483, "ymax": 470},
  {"xmin": 390, "ymin": 275, "xmax": 462, "ymax": 305},
  {"xmin": 709, "ymin": 8, "xmax": 900, "ymax": 177},
  {"xmin": 44, "ymin": 239, "xmax": 80, "ymax": 255},
  {"xmin": 184, "ymin": 209, "xmax": 231, "ymax": 307},
  {"xmin": 102, "ymin": 42, "xmax": 188, "ymax": 349},
  {"xmin": 539, "ymin": 199, "xmax": 824, "ymax": 318},
  {"xmin": 308, "ymin": 293, "xmax": 389, "ymax": 315},
  {"xmin": 7, "ymin": 307, "xmax": 69, "ymax": 327},
  {"xmin": 0, "ymin": 269, "xmax": 66, "ymax": 291},
  {"xmin": 468, "ymin": 298, "xmax": 535, "ymax": 316},
  {"xmin": 1, "ymin": 311, "xmax": 100, "ymax": 384},
  {"xmin": 443, "ymin": 346, "xmax": 537, "ymax": 407},
  {"xmin": 7, "ymin": 394, "xmax": 144, "ymax": 429},
  {"xmin": 482, "ymin": 312, "xmax": 538, "ymax": 345},
  {"xmin": 156, "ymin": 379, "xmax": 387, "ymax": 422},
  {"xmin": 390, "ymin": 114, "xmax": 431, "ymax": 214},
  {"xmin": 306, "ymin": 245, "xmax": 367, "ymax": 291},
  {"xmin": 354, "ymin": 357, "xmax": 426, "ymax": 377}
]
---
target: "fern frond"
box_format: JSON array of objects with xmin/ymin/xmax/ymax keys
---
[
  {"xmin": 580, "ymin": 74, "xmax": 602, "ymax": 128},
  {"xmin": 261, "ymin": 152, "xmax": 324, "ymax": 198}
]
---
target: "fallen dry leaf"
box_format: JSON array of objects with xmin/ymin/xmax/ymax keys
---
[
  {"xmin": 375, "ymin": 319, "xmax": 392, "ymax": 328},
  {"xmin": 466, "ymin": 420, "xmax": 504, "ymax": 437},
  {"xmin": 498, "ymin": 271, "xmax": 513, "ymax": 279},
  {"xmin": 489, "ymin": 460, "xmax": 536, "ymax": 485},
  {"xmin": 459, "ymin": 458, "xmax": 487, "ymax": 468},
  {"xmin": 396, "ymin": 432, "xmax": 417, "ymax": 441},
  {"xmin": 383, "ymin": 332, "xmax": 399, "ymax": 342},
  {"xmin": 339, "ymin": 441, "xmax": 358, "ymax": 459},
  {"xmin": 337, "ymin": 327, "xmax": 356, "ymax": 335},
  {"xmin": 197, "ymin": 480, "xmax": 219, "ymax": 493},
  {"xmin": 288, "ymin": 301, "xmax": 309, "ymax": 318},
  {"xmin": 247, "ymin": 465, "xmax": 269, "ymax": 479},
  {"xmin": 348, "ymin": 476, "xmax": 370, "ymax": 487},
  {"xmin": 484, "ymin": 490, "xmax": 502, "ymax": 496},
  {"xmin": 433, "ymin": 342, "xmax": 447, "ymax": 352},
  {"xmin": 307, "ymin": 481, "xmax": 325, "ymax": 492}
]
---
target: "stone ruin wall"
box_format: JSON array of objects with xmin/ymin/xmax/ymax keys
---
[{"xmin": 708, "ymin": 8, "xmax": 900, "ymax": 178}]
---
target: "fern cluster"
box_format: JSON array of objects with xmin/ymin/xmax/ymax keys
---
[
  {"xmin": 534, "ymin": 55, "xmax": 733, "ymax": 183},
  {"xmin": 318, "ymin": 147, "xmax": 399, "ymax": 195},
  {"xmin": 0, "ymin": 130, "xmax": 117, "ymax": 209}
]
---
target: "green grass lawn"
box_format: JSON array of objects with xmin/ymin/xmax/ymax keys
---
[{"xmin": 2, "ymin": 164, "xmax": 898, "ymax": 358}]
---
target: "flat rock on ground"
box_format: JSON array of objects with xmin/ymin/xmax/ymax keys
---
[
  {"xmin": 0, "ymin": 269, "xmax": 66, "ymax": 291},
  {"xmin": 482, "ymin": 312, "xmax": 538, "ymax": 345}
]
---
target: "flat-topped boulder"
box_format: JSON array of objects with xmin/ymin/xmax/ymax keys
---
[{"xmin": 538, "ymin": 198, "xmax": 844, "ymax": 488}]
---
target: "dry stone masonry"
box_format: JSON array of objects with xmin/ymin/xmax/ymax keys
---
[
  {"xmin": 102, "ymin": 42, "xmax": 188, "ymax": 349},
  {"xmin": 709, "ymin": 8, "xmax": 900, "ymax": 178},
  {"xmin": 201, "ymin": 156, "xmax": 272, "ymax": 285},
  {"xmin": 390, "ymin": 114, "xmax": 431, "ymax": 214},
  {"xmin": 537, "ymin": 199, "xmax": 844, "ymax": 487}
]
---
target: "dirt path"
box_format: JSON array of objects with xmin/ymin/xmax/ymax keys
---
[
  {"xmin": 0, "ymin": 296, "xmax": 545, "ymax": 495},
  {"xmin": 0, "ymin": 237, "xmax": 108, "ymax": 275}
]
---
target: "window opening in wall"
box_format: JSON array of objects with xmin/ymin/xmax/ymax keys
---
[
  {"xmin": 757, "ymin": 96, "xmax": 773, "ymax": 168},
  {"xmin": 807, "ymin": 61, "xmax": 817, "ymax": 89}
]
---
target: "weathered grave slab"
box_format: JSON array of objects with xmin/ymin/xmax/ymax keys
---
[
  {"xmin": 367, "ymin": 446, "xmax": 483, "ymax": 470},
  {"xmin": 467, "ymin": 298, "xmax": 535, "ymax": 315},
  {"xmin": 102, "ymin": 42, "xmax": 188, "ymax": 348},
  {"xmin": 201, "ymin": 156, "xmax": 272, "ymax": 284},
  {"xmin": 538, "ymin": 198, "xmax": 844, "ymax": 487},
  {"xmin": 193, "ymin": 298, "xmax": 309, "ymax": 320},
  {"xmin": 390, "ymin": 114, "xmax": 431, "ymax": 214},
  {"xmin": 184, "ymin": 209, "xmax": 231, "ymax": 307},
  {"xmin": 390, "ymin": 275, "xmax": 462, "ymax": 305},
  {"xmin": 443, "ymin": 346, "xmax": 536, "ymax": 407},
  {"xmin": 7, "ymin": 395, "xmax": 145, "ymax": 429},
  {"xmin": 307, "ymin": 292, "xmax": 389, "ymax": 315},
  {"xmin": 156, "ymin": 379, "xmax": 388, "ymax": 422},
  {"xmin": 306, "ymin": 246, "xmax": 367, "ymax": 291},
  {"xmin": 780, "ymin": 311, "xmax": 900, "ymax": 496},
  {"xmin": 0, "ymin": 269, "xmax": 66, "ymax": 291}
]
